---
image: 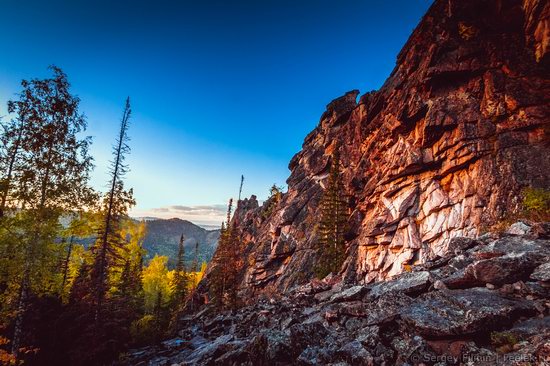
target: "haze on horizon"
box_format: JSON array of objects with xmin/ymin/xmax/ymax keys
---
[{"xmin": 0, "ymin": 0, "xmax": 432, "ymax": 226}]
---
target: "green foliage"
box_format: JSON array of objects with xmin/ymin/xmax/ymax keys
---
[
  {"xmin": 0, "ymin": 67, "xmax": 216, "ymax": 365},
  {"xmin": 142, "ymin": 255, "xmax": 172, "ymax": 313},
  {"xmin": 523, "ymin": 187, "xmax": 550, "ymax": 220},
  {"xmin": 491, "ymin": 331, "xmax": 520, "ymax": 353},
  {"xmin": 129, "ymin": 315, "xmax": 156, "ymax": 346},
  {"xmin": 89, "ymin": 98, "xmax": 135, "ymax": 324},
  {"xmin": 261, "ymin": 184, "xmax": 283, "ymax": 219},
  {"xmin": 314, "ymin": 146, "xmax": 348, "ymax": 279},
  {"xmin": 0, "ymin": 66, "xmax": 98, "ymax": 362},
  {"xmin": 170, "ymin": 235, "xmax": 189, "ymax": 308},
  {"xmin": 2, "ymin": 66, "xmax": 96, "ymax": 212},
  {"xmin": 209, "ymin": 199, "xmax": 243, "ymax": 309}
]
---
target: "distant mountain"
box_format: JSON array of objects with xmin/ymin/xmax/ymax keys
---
[
  {"xmin": 142, "ymin": 218, "xmax": 220, "ymax": 269},
  {"xmin": 73, "ymin": 218, "xmax": 220, "ymax": 269}
]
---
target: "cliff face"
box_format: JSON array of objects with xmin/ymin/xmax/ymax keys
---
[{"xmin": 227, "ymin": 0, "xmax": 550, "ymax": 294}]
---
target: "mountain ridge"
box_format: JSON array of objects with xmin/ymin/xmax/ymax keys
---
[{"xmin": 141, "ymin": 217, "xmax": 220, "ymax": 268}]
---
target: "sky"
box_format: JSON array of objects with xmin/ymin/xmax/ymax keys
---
[{"xmin": 0, "ymin": 0, "xmax": 432, "ymax": 227}]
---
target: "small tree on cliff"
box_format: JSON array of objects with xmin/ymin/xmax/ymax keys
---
[
  {"xmin": 314, "ymin": 146, "xmax": 348, "ymax": 279},
  {"xmin": 209, "ymin": 199, "xmax": 243, "ymax": 309}
]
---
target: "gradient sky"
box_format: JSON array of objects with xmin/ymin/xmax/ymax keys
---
[{"xmin": 0, "ymin": 0, "xmax": 432, "ymax": 226}]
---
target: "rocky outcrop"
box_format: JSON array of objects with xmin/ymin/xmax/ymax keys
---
[
  {"xmin": 122, "ymin": 227, "xmax": 550, "ymax": 365},
  {"xmin": 224, "ymin": 0, "xmax": 550, "ymax": 293}
]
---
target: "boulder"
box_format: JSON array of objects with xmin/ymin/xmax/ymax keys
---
[
  {"xmin": 336, "ymin": 340, "xmax": 374, "ymax": 366},
  {"xmin": 289, "ymin": 321, "xmax": 329, "ymax": 356},
  {"xmin": 338, "ymin": 292, "xmax": 413, "ymax": 326},
  {"xmin": 247, "ymin": 330, "xmax": 293, "ymax": 364},
  {"xmin": 531, "ymin": 262, "xmax": 550, "ymax": 282},
  {"xmin": 183, "ymin": 334, "xmax": 235, "ymax": 365},
  {"xmin": 466, "ymin": 251, "xmax": 547, "ymax": 286},
  {"xmin": 462, "ymin": 236, "xmax": 550, "ymax": 286},
  {"xmin": 506, "ymin": 221, "xmax": 532, "ymax": 236},
  {"xmin": 400, "ymin": 288, "xmax": 536, "ymax": 338},
  {"xmin": 368, "ymin": 271, "xmax": 431, "ymax": 300},
  {"xmin": 329, "ymin": 285, "xmax": 370, "ymax": 303}
]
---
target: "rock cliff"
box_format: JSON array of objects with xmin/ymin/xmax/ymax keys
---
[{"xmin": 227, "ymin": 0, "xmax": 550, "ymax": 293}]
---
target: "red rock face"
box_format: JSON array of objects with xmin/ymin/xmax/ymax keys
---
[{"xmin": 218, "ymin": 0, "xmax": 550, "ymax": 294}]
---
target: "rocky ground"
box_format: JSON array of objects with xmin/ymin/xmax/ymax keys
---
[{"xmin": 122, "ymin": 221, "xmax": 550, "ymax": 365}]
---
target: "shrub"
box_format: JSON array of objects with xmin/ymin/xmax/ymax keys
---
[
  {"xmin": 523, "ymin": 187, "xmax": 550, "ymax": 218},
  {"xmin": 490, "ymin": 331, "xmax": 519, "ymax": 354}
]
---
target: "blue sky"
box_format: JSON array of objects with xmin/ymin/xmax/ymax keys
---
[{"xmin": 0, "ymin": 0, "xmax": 432, "ymax": 226}]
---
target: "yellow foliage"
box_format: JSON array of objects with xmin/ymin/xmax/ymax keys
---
[
  {"xmin": 458, "ymin": 22, "xmax": 477, "ymax": 40},
  {"xmin": 61, "ymin": 244, "xmax": 88, "ymax": 302},
  {"xmin": 109, "ymin": 219, "xmax": 147, "ymax": 295},
  {"xmin": 142, "ymin": 255, "xmax": 172, "ymax": 313},
  {"xmin": 129, "ymin": 315, "xmax": 156, "ymax": 345},
  {"xmin": 523, "ymin": 187, "xmax": 550, "ymax": 218},
  {"xmin": 187, "ymin": 262, "xmax": 207, "ymax": 289}
]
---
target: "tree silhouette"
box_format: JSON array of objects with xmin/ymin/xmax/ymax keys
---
[{"xmin": 90, "ymin": 97, "xmax": 135, "ymax": 323}]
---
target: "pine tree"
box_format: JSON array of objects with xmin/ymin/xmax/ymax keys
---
[
  {"xmin": 186, "ymin": 240, "xmax": 200, "ymax": 313},
  {"xmin": 115, "ymin": 219, "xmax": 145, "ymax": 312},
  {"xmin": 209, "ymin": 199, "xmax": 242, "ymax": 309},
  {"xmin": 224, "ymin": 221, "xmax": 242, "ymax": 309},
  {"xmin": 314, "ymin": 146, "xmax": 348, "ymax": 279},
  {"xmin": 61, "ymin": 236, "xmax": 74, "ymax": 292},
  {"xmin": 171, "ymin": 234, "xmax": 189, "ymax": 309},
  {"xmin": 238, "ymin": 175, "xmax": 244, "ymax": 201},
  {"xmin": 90, "ymin": 97, "xmax": 135, "ymax": 323},
  {"xmin": 209, "ymin": 201, "xmax": 231, "ymax": 308},
  {"xmin": 191, "ymin": 241, "xmax": 199, "ymax": 275}
]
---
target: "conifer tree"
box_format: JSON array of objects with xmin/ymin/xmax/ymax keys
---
[
  {"xmin": 90, "ymin": 97, "xmax": 135, "ymax": 323},
  {"xmin": 191, "ymin": 240, "xmax": 199, "ymax": 281},
  {"xmin": 61, "ymin": 236, "xmax": 74, "ymax": 292},
  {"xmin": 115, "ymin": 219, "xmax": 145, "ymax": 311},
  {"xmin": 209, "ymin": 200, "xmax": 231, "ymax": 308},
  {"xmin": 171, "ymin": 234, "xmax": 189, "ymax": 309},
  {"xmin": 224, "ymin": 221, "xmax": 242, "ymax": 309},
  {"xmin": 186, "ymin": 240, "xmax": 200, "ymax": 312},
  {"xmin": 209, "ymin": 199, "xmax": 242, "ymax": 309},
  {"xmin": 314, "ymin": 146, "xmax": 348, "ymax": 279},
  {"xmin": 238, "ymin": 175, "xmax": 244, "ymax": 201}
]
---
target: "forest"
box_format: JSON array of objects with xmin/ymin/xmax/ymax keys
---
[{"xmin": 0, "ymin": 67, "xmax": 209, "ymax": 365}]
